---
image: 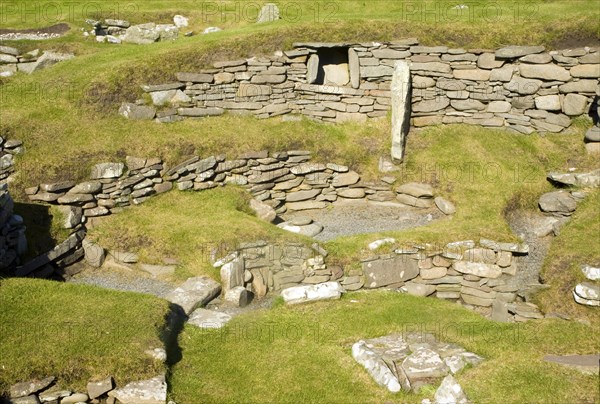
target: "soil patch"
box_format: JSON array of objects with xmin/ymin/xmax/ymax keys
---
[
  {"xmin": 0, "ymin": 23, "xmax": 70, "ymax": 35},
  {"xmin": 0, "ymin": 23, "xmax": 69, "ymax": 41}
]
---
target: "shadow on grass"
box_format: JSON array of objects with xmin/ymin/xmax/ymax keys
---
[{"xmin": 163, "ymin": 303, "xmax": 187, "ymax": 391}]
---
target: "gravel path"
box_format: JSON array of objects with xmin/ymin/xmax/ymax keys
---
[
  {"xmin": 282, "ymin": 199, "xmax": 445, "ymax": 241},
  {"xmin": 70, "ymin": 269, "xmax": 176, "ymax": 298}
]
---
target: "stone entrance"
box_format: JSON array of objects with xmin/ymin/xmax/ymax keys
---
[{"xmin": 307, "ymin": 46, "xmax": 354, "ymax": 86}]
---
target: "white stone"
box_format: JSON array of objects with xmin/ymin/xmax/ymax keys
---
[
  {"xmin": 145, "ymin": 347, "xmax": 167, "ymax": 362},
  {"xmin": 444, "ymin": 355, "xmax": 467, "ymax": 374},
  {"xmin": 220, "ymin": 258, "xmax": 244, "ymax": 291},
  {"xmin": 368, "ymin": 238, "xmax": 396, "ymax": 250},
  {"xmin": 106, "ymin": 35, "xmax": 121, "ymax": 44},
  {"xmin": 352, "ymin": 341, "xmax": 401, "ymax": 392},
  {"xmin": 203, "ymin": 27, "xmax": 222, "ymax": 34},
  {"xmin": 323, "ymin": 63, "xmax": 350, "ymax": 86},
  {"xmin": 109, "ymin": 375, "xmax": 167, "ymax": 404},
  {"xmin": 165, "ymin": 276, "xmax": 221, "ymax": 314},
  {"xmin": 188, "ymin": 308, "xmax": 232, "ymax": 329},
  {"xmin": 453, "ymin": 261, "xmax": 502, "ymax": 278},
  {"xmin": 173, "ymin": 15, "xmax": 189, "ymax": 28},
  {"xmin": 574, "ymin": 282, "xmax": 600, "ymax": 303},
  {"xmin": 224, "ymin": 286, "xmax": 252, "ymax": 307},
  {"xmin": 535, "ymin": 95, "xmax": 561, "ymax": 111},
  {"xmin": 257, "ymin": 3, "xmax": 280, "ymax": 23},
  {"xmin": 582, "ymin": 265, "xmax": 600, "ymax": 281},
  {"xmin": 434, "ymin": 375, "xmax": 468, "ymax": 404},
  {"xmin": 212, "ymin": 252, "xmax": 239, "ymax": 268},
  {"xmin": 150, "ymin": 90, "xmax": 177, "ymax": 106},
  {"xmin": 281, "ymin": 281, "xmax": 343, "ymax": 305}
]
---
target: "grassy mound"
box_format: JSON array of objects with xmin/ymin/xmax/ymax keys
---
[{"xmin": 0, "ymin": 278, "xmax": 170, "ymax": 394}]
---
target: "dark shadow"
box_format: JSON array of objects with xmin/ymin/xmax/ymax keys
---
[
  {"xmin": 0, "ymin": 202, "xmax": 56, "ymax": 278},
  {"xmin": 272, "ymin": 215, "xmax": 285, "ymax": 225},
  {"xmin": 12, "ymin": 203, "xmax": 55, "ymax": 261},
  {"xmin": 589, "ymin": 95, "xmax": 599, "ymax": 126},
  {"xmin": 162, "ymin": 303, "xmax": 187, "ymax": 368},
  {"xmin": 162, "ymin": 302, "xmax": 187, "ymax": 397},
  {"xmin": 315, "ymin": 47, "xmax": 350, "ymax": 85}
]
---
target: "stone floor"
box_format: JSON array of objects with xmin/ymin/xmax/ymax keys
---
[
  {"xmin": 543, "ymin": 354, "xmax": 600, "ymax": 375},
  {"xmin": 282, "ymin": 199, "xmax": 445, "ymax": 241}
]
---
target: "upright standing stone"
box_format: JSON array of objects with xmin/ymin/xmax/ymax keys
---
[
  {"xmin": 257, "ymin": 3, "xmax": 280, "ymax": 23},
  {"xmin": 307, "ymin": 54, "xmax": 319, "ymax": 84},
  {"xmin": 391, "ymin": 61, "xmax": 411, "ymax": 163},
  {"xmin": 348, "ymin": 48, "xmax": 360, "ymax": 89}
]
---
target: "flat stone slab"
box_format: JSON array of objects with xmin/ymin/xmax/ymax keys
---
[
  {"xmin": 10, "ymin": 377, "xmax": 55, "ymax": 398},
  {"xmin": 277, "ymin": 222, "xmax": 324, "ymax": 237},
  {"xmin": 281, "ymin": 281, "xmax": 343, "ymax": 304},
  {"xmin": 543, "ymin": 354, "xmax": 600, "ymax": 374},
  {"xmin": 188, "ymin": 308, "xmax": 232, "ymax": 329},
  {"xmin": 108, "ymin": 375, "xmax": 167, "ymax": 404},
  {"xmin": 165, "ymin": 276, "xmax": 221, "ymax": 314}
]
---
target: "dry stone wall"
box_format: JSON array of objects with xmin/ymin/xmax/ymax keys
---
[
  {"xmin": 22, "ymin": 149, "xmax": 449, "ymax": 280},
  {"xmin": 122, "ymin": 40, "xmax": 599, "ymax": 133},
  {"xmin": 0, "ymin": 45, "xmax": 74, "ymax": 77},
  {"xmin": 23, "ymin": 149, "xmax": 543, "ymax": 321},
  {"xmin": 25, "ymin": 150, "xmax": 444, "ymax": 221},
  {"xmin": 0, "ymin": 138, "xmax": 26, "ymax": 273},
  {"xmin": 0, "ymin": 185, "xmax": 27, "ymax": 272},
  {"xmin": 213, "ymin": 237, "xmax": 540, "ymax": 322}
]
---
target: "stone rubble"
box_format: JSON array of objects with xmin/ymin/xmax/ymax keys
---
[
  {"xmin": 83, "ymin": 18, "xmax": 181, "ymax": 45},
  {"xmin": 8, "ymin": 374, "xmax": 169, "ymax": 404},
  {"xmin": 352, "ymin": 333, "xmax": 481, "ymax": 395},
  {"xmin": 0, "ymin": 46, "xmax": 74, "ymax": 77}
]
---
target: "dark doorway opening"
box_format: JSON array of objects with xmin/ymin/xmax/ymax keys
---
[{"xmin": 314, "ymin": 47, "xmax": 350, "ymax": 86}]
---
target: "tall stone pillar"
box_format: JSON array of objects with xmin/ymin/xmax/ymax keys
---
[{"xmin": 391, "ymin": 61, "xmax": 411, "ymax": 162}]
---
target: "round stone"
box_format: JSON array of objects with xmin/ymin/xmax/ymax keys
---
[{"xmin": 290, "ymin": 216, "xmax": 313, "ymax": 226}]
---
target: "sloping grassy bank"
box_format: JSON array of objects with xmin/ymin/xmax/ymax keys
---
[{"xmin": 0, "ymin": 278, "xmax": 171, "ymax": 395}]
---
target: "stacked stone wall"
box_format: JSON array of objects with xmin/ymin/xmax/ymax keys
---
[{"xmin": 122, "ymin": 41, "xmax": 599, "ymax": 133}]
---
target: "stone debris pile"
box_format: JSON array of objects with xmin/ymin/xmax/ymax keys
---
[{"xmin": 352, "ymin": 333, "xmax": 482, "ymax": 395}]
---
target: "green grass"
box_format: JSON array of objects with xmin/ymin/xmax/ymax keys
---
[
  {"xmin": 0, "ymin": 278, "xmax": 170, "ymax": 395},
  {"xmin": 84, "ymin": 124, "xmax": 599, "ymax": 276},
  {"xmin": 169, "ymin": 290, "xmax": 599, "ymax": 403},
  {"xmin": 87, "ymin": 187, "xmax": 312, "ymax": 281},
  {"xmin": 1, "ymin": 2, "xmax": 599, "ymax": 401},
  {"xmin": 325, "ymin": 124, "xmax": 599, "ymax": 265},
  {"xmin": 2, "ymin": 0, "xmax": 597, "ymax": 50},
  {"xmin": 538, "ymin": 189, "xmax": 600, "ymax": 324}
]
